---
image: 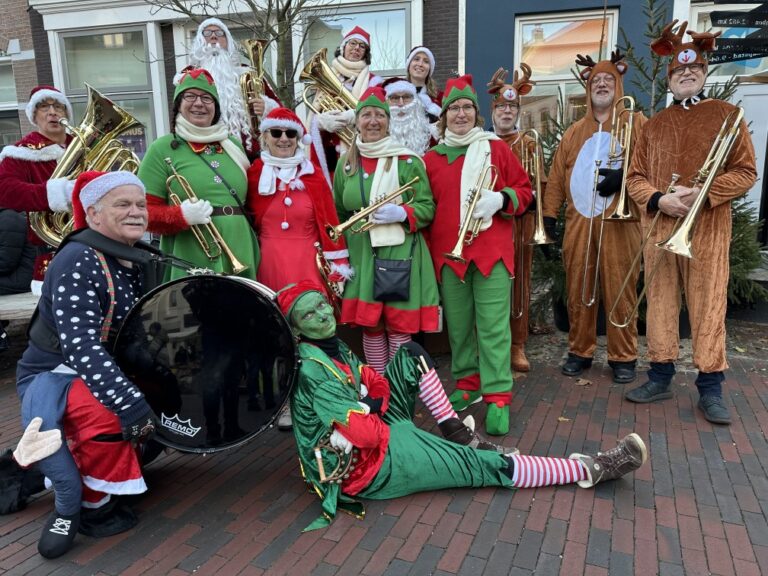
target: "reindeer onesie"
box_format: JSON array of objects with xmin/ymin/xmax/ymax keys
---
[{"xmin": 542, "ymin": 52, "xmax": 646, "ymax": 367}]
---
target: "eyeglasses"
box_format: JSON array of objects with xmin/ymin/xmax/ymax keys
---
[
  {"xmin": 36, "ymin": 102, "xmax": 67, "ymax": 113},
  {"xmin": 446, "ymin": 104, "xmax": 476, "ymax": 115},
  {"xmin": 182, "ymin": 92, "xmax": 215, "ymax": 105},
  {"xmin": 591, "ymin": 74, "xmax": 616, "ymax": 86},
  {"xmin": 388, "ymin": 94, "xmax": 414, "ymax": 104},
  {"xmin": 202, "ymin": 29, "xmax": 226, "ymax": 38},
  {"xmin": 268, "ymin": 128, "xmax": 298, "ymax": 139},
  {"xmin": 670, "ymin": 63, "xmax": 705, "ymax": 77},
  {"xmin": 494, "ymin": 102, "xmax": 519, "ymax": 111},
  {"xmin": 346, "ymin": 40, "xmax": 367, "ymax": 50}
]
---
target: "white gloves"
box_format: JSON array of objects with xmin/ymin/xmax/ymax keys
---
[
  {"xmin": 317, "ymin": 109, "xmax": 355, "ymax": 133},
  {"xmin": 46, "ymin": 178, "xmax": 75, "ymax": 212},
  {"xmin": 180, "ymin": 198, "xmax": 213, "ymax": 226},
  {"xmin": 357, "ymin": 401, "xmax": 371, "ymax": 415},
  {"xmin": 329, "ymin": 429, "xmax": 353, "ymax": 454},
  {"xmin": 371, "ymin": 203, "xmax": 407, "ymax": 225},
  {"xmin": 13, "ymin": 417, "xmax": 62, "ymax": 468},
  {"xmin": 472, "ymin": 188, "xmax": 504, "ymax": 222}
]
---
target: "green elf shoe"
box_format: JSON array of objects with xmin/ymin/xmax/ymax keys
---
[
  {"xmin": 485, "ymin": 403, "xmax": 510, "ymax": 436},
  {"xmin": 448, "ymin": 389, "xmax": 482, "ymax": 412}
]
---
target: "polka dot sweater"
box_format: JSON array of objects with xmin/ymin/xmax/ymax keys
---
[{"xmin": 18, "ymin": 241, "xmax": 152, "ymax": 428}]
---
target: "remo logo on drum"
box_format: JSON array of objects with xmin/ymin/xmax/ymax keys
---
[{"xmin": 161, "ymin": 413, "xmax": 202, "ymax": 438}]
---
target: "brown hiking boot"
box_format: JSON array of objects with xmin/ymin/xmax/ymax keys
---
[
  {"xmin": 438, "ymin": 416, "xmax": 519, "ymax": 456},
  {"xmin": 569, "ymin": 433, "xmax": 647, "ymax": 488},
  {"xmin": 511, "ymin": 344, "xmax": 530, "ymax": 372}
]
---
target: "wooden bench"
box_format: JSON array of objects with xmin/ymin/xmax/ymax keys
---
[{"xmin": 0, "ymin": 292, "xmax": 40, "ymax": 323}]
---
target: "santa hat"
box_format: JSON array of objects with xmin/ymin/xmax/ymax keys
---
[
  {"xmin": 260, "ymin": 107, "xmax": 312, "ymax": 145},
  {"xmin": 173, "ymin": 68, "xmax": 219, "ymax": 103},
  {"xmin": 405, "ymin": 46, "xmax": 436, "ymax": 77},
  {"xmin": 356, "ymin": 86, "xmax": 390, "ymax": 115},
  {"xmin": 71, "ymin": 170, "xmax": 146, "ymax": 230},
  {"xmin": 441, "ymin": 74, "xmax": 478, "ymax": 114},
  {"xmin": 382, "ymin": 77, "xmax": 417, "ymax": 99},
  {"xmin": 26, "ymin": 85, "xmax": 74, "ymax": 126},
  {"xmin": 650, "ymin": 20, "xmax": 720, "ymax": 76},
  {"xmin": 277, "ymin": 280, "xmax": 326, "ymax": 320},
  {"xmin": 343, "ymin": 26, "xmax": 371, "ymax": 47}
]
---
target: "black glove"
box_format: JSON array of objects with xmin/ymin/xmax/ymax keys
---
[
  {"xmin": 121, "ymin": 407, "xmax": 156, "ymax": 442},
  {"xmin": 360, "ymin": 396, "xmax": 383, "ymax": 414},
  {"xmin": 543, "ymin": 216, "xmax": 558, "ymax": 243},
  {"xmin": 525, "ymin": 195, "xmax": 537, "ymax": 213},
  {"xmin": 595, "ymin": 168, "xmax": 623, "ymax": 197}
]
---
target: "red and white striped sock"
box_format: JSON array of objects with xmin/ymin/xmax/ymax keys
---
[
  {"xmin": 509, "ymin": 455, "xmax": 588, "ymax": 488},
  {"xmin": 387, "ymin": 332, "xmax": 412, "ymax": 361},
  {"xmin": 362, "ymin": 330, "xmax": 388, "ymax": 374},
  {"xmin": 418, "ymin": 368, "xmax": 458, "ymax": 424}
]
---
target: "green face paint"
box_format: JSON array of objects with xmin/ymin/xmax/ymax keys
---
[{"xmin": 291, "ymin": 291, "xmax": 336, "ymax": 339}]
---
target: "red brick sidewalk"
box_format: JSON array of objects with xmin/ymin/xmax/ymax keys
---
[{"xmin": 0, "ymin": 333, "xmax": 767, "ymax": 575}]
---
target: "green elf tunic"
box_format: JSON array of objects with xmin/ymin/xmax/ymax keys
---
[
  {"xmin": 332, "ymin": 154, "xmax": 439, "ymax": 333},
  {"xmin": 291, "ymin": 340, "xmax": 513, "ymax": 531},
  {"xmin": 139, "ymin": 134, "xmax": 260, "ymax": 281}
]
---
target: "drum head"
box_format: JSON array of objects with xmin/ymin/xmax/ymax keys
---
[{"xmin": 114, "ymin": 275, "xmax": 297, "ymax": 453}]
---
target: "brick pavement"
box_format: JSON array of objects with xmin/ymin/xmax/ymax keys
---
[{"xmin": 0, "ymin": 328, "xmax": 767, "ymax": 575}]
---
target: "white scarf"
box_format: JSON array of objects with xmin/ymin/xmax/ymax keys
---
[
  {"xmin": 331, "ymin": 56, "xmax": 371, "ymax": 99},
  {"xmin": 174, "ymin": 115, "xmax": 250, "ymax": 177},
  {"xmin": 444, "ymin": 127, "xmax": 500, "ymax": 232},
  {"xmin": 258, "ymin": 149, "xmax": 315, "ymax": 195},
  {"xmin": 356, "ymin": 136, "xmax": 421, "ymax": 247}
]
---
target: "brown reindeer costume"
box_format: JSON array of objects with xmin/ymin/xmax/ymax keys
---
[
  {"xmin": 542, "ymin": 51, "xmax": 647, "ymax": 381},
  {"xmin": 487, "ymin": 65, "xmax": 547, "ymax": 372},
  {"xmin": 625, "ymin": 21, "xmax": 757, "ymax": 423}
]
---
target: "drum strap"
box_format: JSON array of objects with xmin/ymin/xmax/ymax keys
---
[{"xmin": 94, "ymin": 250, "xmax": 116, "ymax": 344}]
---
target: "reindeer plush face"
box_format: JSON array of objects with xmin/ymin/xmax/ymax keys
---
[
  {"xmin": 487, "ymin": 64, "xmax": 534, "ymax": 133},
  {"xmin": 650, "ymin": 19, "xmax": 720, "ymax": 77}
]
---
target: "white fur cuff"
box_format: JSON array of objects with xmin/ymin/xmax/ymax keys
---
[
  {"xmin": 330, "ymin": 261, "xmax": 355, "ymax": 280},
  {"xmin": 46, "ymin": 178, "xmax": 73, "ymax": 212}
]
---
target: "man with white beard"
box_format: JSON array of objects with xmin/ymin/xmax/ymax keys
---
[
  {"xmin": 382, "ymin": 78, "xmax": 435, "ymax": 156},
  {"xmin": 182, "ymin": 17, "xmax": 279, "ymax": 158}
]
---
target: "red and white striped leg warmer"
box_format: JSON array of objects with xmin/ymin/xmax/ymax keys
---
[
  {"xmin": 387, "ymin": 332, "xmax": 412, "ymax": 361},
  {"xmin": 510, "ymin": 455, "xmax": 588, "ymax": 488},
  {"xmin": 362, "ymin": 330, "xmax": 388, "ymax": 374},
  {"xmin": 418, "ymin": 368, "xmax": 458, "ymax": 424}
]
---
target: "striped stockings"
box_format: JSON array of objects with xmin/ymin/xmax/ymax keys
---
[
  {"xmin": 509, "ymin": 455, "xmax": 588, "ymax": 488},
  {"xmin": 418, "ymin": 368, "xmax": 458, "ymax": 424},
  {"xmin": 363, "ymin": 330, "xmax": 388, "ymax": 374},
  {"xmin": 387, "ymin": 332, "xmax": 412, "ymax": 361}
]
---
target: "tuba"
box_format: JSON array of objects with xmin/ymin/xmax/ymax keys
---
[
  {"xmin": 300, "ymin": 48, "xmax": 358, "ymax": 147},
  {"xmin": 240, "ymin": 39, "xmax": 268, "ymax": 136},
  {"xmin": 29, "ymin": 84, "xmax": 142, "ymax": 247}
]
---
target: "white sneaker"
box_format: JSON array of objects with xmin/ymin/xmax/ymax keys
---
[{"xmin": 277, "ymin": 402, "xmax": 292, "ymax": 431}]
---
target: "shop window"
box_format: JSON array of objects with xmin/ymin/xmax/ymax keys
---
[{"xmin": 0, "ymin": 111, "xmax": 21, "ymax": 149}]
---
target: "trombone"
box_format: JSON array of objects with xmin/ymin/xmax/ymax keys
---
[
  {"xmin": 608, "ymin": 106, "xmax": 745, "ymax": 328},
  {"xmin": 326, "ymin": 177, "xmax": 418, "ymax": 242},
  {"xmin": 164, "ymin": 157, "xmax": 248, "ymax": 275},
  {"xmin": 445, "ymin": 152, "xmax": 499, "ymax": 264},
  {"xmin": 580, "ymin": 95, "xmax": 638, "ymax": 308}
]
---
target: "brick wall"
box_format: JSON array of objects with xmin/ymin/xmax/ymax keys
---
[
  {"xmin": 423, "ymin": 0, "xmax": 459, "ymax": 90},
  {"xmin": 161, "ymin": 22, "xmax": 177, "ymax": 119},
  {"xmin": 29, "ymin": 8, "xmax": 52, "ymax": 87}
]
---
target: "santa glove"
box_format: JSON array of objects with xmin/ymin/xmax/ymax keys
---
[
  {"xmin": 317, "ymin": 110, "xmax": 354, "ymax": 133},
  {"xmin": 12, "ymin": 417, "xmax": 62, "ymax": 468},
  {"xmin": 46, "ymin": 178, "xmax": 75, "ymax": 212},
  {"xmin": 596, "ymin": 168, "xmax": 623, "ymax": 197},
  {"xmin": 329, "ymin": 258, "xmax": 354, "ymax": 280},
  {"xmin": 180, "ymin": 198, "xmax": 213, "ymax": 226},
  {"xmin": 371, "ymin": 203, "xmax": 407, "ymax": 224},
  {"xmin": 329, "ymin": 428, "xmax": 353, "ymax": 454},
  {"xmin": 472, "ymin": 188, "xmax": 504, "ymax": 221}
]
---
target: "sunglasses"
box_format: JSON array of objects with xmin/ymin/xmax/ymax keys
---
[{"xmin": 269, "ymin": 128, "xmax": 298, "ymax": 139}]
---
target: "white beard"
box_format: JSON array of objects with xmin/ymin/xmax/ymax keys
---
[
  {"xmin": 389, "ymin": 101, "xmax": 432, "ymax": 156},
  {"xmin": 191, "ymin": 44, "xmax": 251, "ymax": 145}
]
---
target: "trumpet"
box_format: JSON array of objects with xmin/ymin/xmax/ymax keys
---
[
  {"xmin": 326, "ymin": 177, "xmax": 419, "ymax": 242},
  {"xmin": 445, "ymin": 152, "xmax": 498, "ymax": 264},
  {"xmin": 314, "ymin": 242, "xmax": 343, "ymax": 317},
  {"xmin": 580, "ymin": 96, "xmax": 638, "ymax": 308},
  {"xmin": 164, "ymin": 157, "xmax": 248, "ymax": 275}
]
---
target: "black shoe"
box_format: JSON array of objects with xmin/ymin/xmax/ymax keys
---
[
  {"xmin": 38, "ymin": 510, "xmax": 80, "ymax": 559},
  {"xmin": 625, "ymin": 380, "xmax": 673, "ymax": 403},
  {"xmin": 79, "ymin": 498, "xmax": 138, "ymax": 538},
  {"xmin": 698, "ymin": 395, "xmax": 731, "ymax": 425},
  {"xmin": 438, "ymin": 417, "xmax": 518, "ymax": 456},
  {"xmin": 562, "ymin": 355, "xmax": 592, "ymax": 377},
  {"xmin": 613, "ymin": 366, "xmax": 637, "ymax": 384}
]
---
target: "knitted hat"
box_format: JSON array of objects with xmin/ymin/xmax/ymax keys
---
[
  {"xmin": 173, "ymin": 68, "xmax": 219, "ymax": 103},
  {"xmin": 650, "ymin": 20, "xmax": 720, "ymax": 76},
  {"xmin": 382, "ymin": 77, "xmax": 417, "ymax": 99},
  {"xmin": 356, "ymin": 86, "xmax": 390, "ymax": 115},
  {"xmin": 405, "ymin": 46, "xmax": 436, "ymax": 76},
  {"xmin": 71, "ymin": 170, "xmax": 146, "ymax": 230},
  {"xmin": 260, "ymin": 107, "xmax": 312, "ymax": 145},
  {"xmin": 441, "ymin": 74, "xmax": 478, "ymax": 114},
  {"xmin": 487, "ymin": 63, "xmax": 535, "ymax": 105},
  {"xmin": 26, "ymin": 85, "xmax": 73, "ymax": 126},
  {"xmin": 343, "ymin": 26, "xmax": 370, "ymax": 47},
  {"xmin": 277, "ymin": 281, "xmax": 326, "ymax": 320}
]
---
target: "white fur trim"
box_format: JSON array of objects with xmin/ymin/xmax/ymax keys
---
[
  {"xmin": 418, "ymin": 92, "xmax": 442, "ymax": 117},
  {"xmin": 310, "ymin": 116, "xmax": 333, "ymax": 189},
  {"xmin": 344, "ymin": 33, "xmax": 368, "ymax": 46},
  {"xmin": 46, "ymin": 178, "xmax": 72, "ymax": 212},
  {"xmin": 25, "ymin": 89, "xmax": 73, "ymax": 126},
  {"xmin": 384, "ymin": 80, "xmax": 417, "ymax": 98},
  {"xmin": 81, "ymin": 493, "xmax": 112, "ymax": 509},
  {"xmin": 262, "ymin": 95, "xmax": 279, "ymax": 117},
  {"xmin": 80, "ymin": 172, "xmax": 146, "ymax": 209},
  {"xmin": 324, "ymin": 249, "xmax": 349, "ymax": 260},
  {"xmin": 82, "ymin": 475, "xmax": 147, "ymax": 495},
  {"xmin": 330, "ymin": 261, "xmax": 354, "ymax": 280},
  {"xmin": 0, "ymin": 143, "xmax": 66, "ymax": 163},
  {"xmin": 406, "ymin": 47, "xmax": 436, "ymax": 74}
]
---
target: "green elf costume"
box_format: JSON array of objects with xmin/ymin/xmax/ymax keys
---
[
  {"xmin": 139, "ymin": 68, "xmax": 259, "ymax": 280},
  {"xmin": 424, "ymin": 75, "xmax": 533, "ymax": 435},
  {"xmin": 332, "ymin": 87, "xmax": 439, "ymax": 375},
  {"xmin": 279, "ymin": 281, "xmax": 648, "ymax": 531}
]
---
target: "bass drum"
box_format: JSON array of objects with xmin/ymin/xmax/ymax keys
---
[{"xmin": 113, "ymin": 275, "xmax": 297, "ymax": 453}]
